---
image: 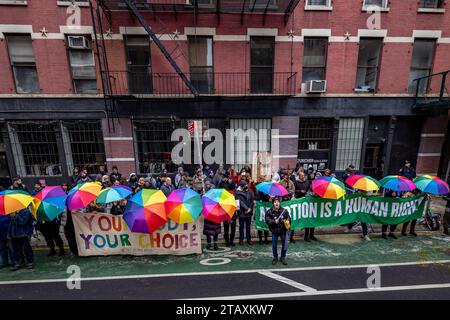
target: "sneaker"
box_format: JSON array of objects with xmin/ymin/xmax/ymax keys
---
[
  {"xmin": 272, "ymin": 258, "xmax": 278, "ymax": 265},
  {"xmin": 363, "ymin": 235, "xmax": 371, "ymax": 241},
  {"xmin": 382, "ymin": 233, "xmax": 388, "ymax": 239},
  {"xmin": 280, "ymin": 258, "xmax": 288, "ymax": 266},
  {"xmin": 26, "ymin": 263, "xmax": 34, "ymax": 269},
  {"xmin": 388, "ymin": 233, "xmax": 398, "ymax": 240},
  {"xmin": 353, "ymin": 226, "xmax": 362, "ymax": 232},
  {"xmin": 410, "ymin": 231, "xmax": 418, "ymax": 237},
  {"xmin": 10, "ymin": 264, "xmax": 21, "ymax": 271}
]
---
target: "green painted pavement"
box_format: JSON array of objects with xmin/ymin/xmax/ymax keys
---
[{"xmin": 1, "ymin": 233, "xmax": 450, "ymax": 282}]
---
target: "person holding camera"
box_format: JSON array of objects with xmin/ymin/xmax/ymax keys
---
[{"xmin": 265, "ymin": 197, "xmax": 291, "ymax": 265}]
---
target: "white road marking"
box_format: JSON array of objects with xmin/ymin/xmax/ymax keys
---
[
  {"xmin": 0, "ymin": 260, "xmax": 449, "ymax": 286},
  {"xmin": 258, "ymin": 271, "xmax": 317, "ymax": 292},
  {"xmin": 185, "ymin": 283, "xmax": 450, "ymax": 300}
]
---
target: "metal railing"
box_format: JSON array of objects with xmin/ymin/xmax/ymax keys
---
[
  {"xmin": 413, "ymin": 70, "xmax": 450, "ymax": 108},
  {"xmin": 104, "ymin": 71, "xmax": 298, "ymax": 97}
]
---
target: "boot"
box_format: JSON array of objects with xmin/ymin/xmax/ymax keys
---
[
  {"xmin": 382, "ymin": 233, "xmax": 388, "ymax": 239},
  {"xmin": 280, "ymin": 257, "xmax": 288, "ymax": 266},
  {"xmin": 247, "ymin": 240, "xmax": 253, "ymax": 246},
  {"xmin": 401, "ymin": 226, "xmax": 407, "ymax": 237},
  {"xmin": 258, "ymin": 237, "xmax": 263, "ymax": 245},
  {"xmin": 310, "ymin": 236, "xmax": 318, "ymax": 241},
  {"xmin": 264, "ymin": 237, "xmax": 269, "ymax": 244},
  {"xmin": 206, "ymin": 243, "xmax": 212, "ymax": 250},
  {"xmin": 213, "ymin": 243, "xmax": 219, "ymax": 251},
  {"xmin": 272, "ymin": 258, "xmax": 278, "ymax": 265},
  {"xmin": 388, "ymin": 232, "xmax": 398, "ymax": 240},
  {"xmin": 239, "ymin": 240, "xmax": 243, "ymax": 246}
]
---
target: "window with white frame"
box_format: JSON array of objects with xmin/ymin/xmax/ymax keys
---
[
  {"xmin": 66, "ymin": 35, "xmax": 97, "ymax": 94},
  {"xmin": 306, "ymin": 0, "xmax": 331, "ymax": 7},
  {"xmin": 335, "ymin": 118, "xmax": 365, "ymax": 171},
  {"xmin": 6, "ymin": 35, "xmax": 40, "ymax": 94},
  {"xmin": 355, "ymin": 38, "xmax": 383, "ymax": 92},
  {"xmin": 419, "ymin": 0, "xmax": 444, "ymax": 8},
  {"xmin": 363, "ymin": 0, "xmax": 388, "ymax": 8}
]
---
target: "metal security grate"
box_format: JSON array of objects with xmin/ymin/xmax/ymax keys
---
[
  {"xmin": 63, "ymin": 121, "xmax": 106, "ymax": 175},
  {"xmin": 335, "ymin": 118, "xmax": 365, "ymax": 171},
  {"xmin": 298, "ymin": 118, "xmax": 333, "ymax": 151},
  {"xmin": 134, "ymin": 119, "xmax": 181, "ymax": 174},
  {"xmin": 8, "ymin": 122, "xmax": 61, "ymax": 177}
]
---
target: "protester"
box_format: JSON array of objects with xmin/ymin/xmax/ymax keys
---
[
  {"xmin": 192, "ymin": 169, "xmax": 204, "ymax": 194},
  {"xmin": 341, "ymin": 164, "xmax": 355, "ymax": 181},
  {"xmin": 235, "ymin": 180, "xmax": 254, "ymax": 245},
  {"xmin": 304, "ymin": 192, "xmax": 319, "ymax": 242},
  {"xmin": 136, "ymin": 177, "xmax": 145, "ymax": 193},
  {"xmin": 227, "ymin": 166, "xmax": 239, "ymax": 183},
  {"xmin": 281, "ymin": 171, "xmax": 295, "ymax": 200},
  {"xmin": 213, "ymin": 165, "xmax": 225, "ymax": 187},
  {"xmin": 161, "ymin": 177, "xmax": 175, "ymax": 197},
  {"xmin": 102, "ymin": 175, "xmax": 112, "ymax": 188},
  {"xmin": 110, "ymin": 166, "xmax": 122, "ymax": 184},
  {"xmin": 174, "ymin": 167, "xmax": 185, "ymax": 188},
  {"xmin": 37, "ymin": 218, "xmax": 65, "ymax": 257},
  {"xmin": 399, "ymin": 160, "xmax": 416, "ymax": 180},
  {"xmin": 110, "ymin": 201, "xmax": 126, "ymax": 216},
  {"xmin": 77, "ymin": 169, "xmax": 92, "ymax": 184},
  {"xmin": 401, "ymin": 190, "xmax": 418, "ymax": 237},
  {"xmin": 444, "ymin": 193, "xmax": 450, "ymax": 236},
  {"xmin": 291, "ymin": 172, "xmax": 309, "ymax": 243},
  {"xmin": 0, "ymin": 214, "xmax": 11, "ymax": 268},
  {"xmin": 98, "ymin": 165, "xmax": 108, "ymax": 177},
  {"xmin": 8, "ymin": 208, "xmax": 35, "ymax": 271},
  {"xmin": 382, "ymin": 189, "xmax": 398, "ymax": 239},
  {"xmin": 128, "ymin": 173, "xmax": 139, "ymax": 193},
  {"xmin": 204, "ymin": 169, "xmax": 215, "ymax": 185},
  {"xmin": 256, "ymin": 190, "xmax": 270, "ymax": 245},
  {"xmin": 265, "ymin": 197, "xmax": 291, "ymax": 265},
  {"xmin": 9, "ymin": 176, "xmax": 28, "ymax": 192},
  {"xmin": 71, "ymin": 167, "xmax": 80, "ymax": 186},
  {"xmin": 60, "ymin": 183, "xmax": 78, "ymax": 256}
]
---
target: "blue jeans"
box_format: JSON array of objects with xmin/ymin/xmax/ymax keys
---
[
  {"xmin": 272, "ymin": 232, "xmax": 288, "ymax": 259},
  {"xmin": 239, "ymin": 217, "xmax": 252, "ymax": 241},
  {"xmin": 0, "ymin": 239, "xmax": 11, "ymax": 266}
]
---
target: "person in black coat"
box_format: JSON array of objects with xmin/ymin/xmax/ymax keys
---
[
  {"xmin": 203, "ymin": 218, "xmax": 221, "ymax": 251},
  {"xmin": 399, "ymin": 160, "xmax": 416, "ymax": 181},
  {"xmin": 256, "ymin": 190, "xmax": 270, "ymax": 245},
  {"xmin": 235, "ymin": 180, "xmax": 255, "ymax": 245},
  {"xmin": 219, "ymin": 175, "xmax": 237, "ymax": 247},
  {"xmin": 265, "ymin": 198, "xmax": 291, "ymax": 265}
]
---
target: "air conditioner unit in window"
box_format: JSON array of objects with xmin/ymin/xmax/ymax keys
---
[
  {"xmin": 68, "ymin": 36, "xmax": 91, "ymax": 49},
  {"xmin": 305, "ymin": 80, "xmax": 327, "ymax": 93}
]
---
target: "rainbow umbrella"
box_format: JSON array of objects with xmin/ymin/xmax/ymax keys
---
[
  {"xmin": 31, "ymin": 186, "xmax": 67, "ymax": 222},
  {"xmin": 256, "ymin": 182, "xmax": 289, "ymax": 197},
  {"xmin": 96, "ymin": 185, "xmax": 132, "ymax": 204},
  {"xmin": 312, "ymin": 176, "xmax": 346, "ymax": 200},
  {"xmin": 0, "ymin": 190, "xmax": 33, "ymax": 215},
  {"xmin": 201, "ymin": 189, "xmax": 237, "ymax": 223},
  {"xmin": 345, "ymin": 175, "xmax": 380, "ymax": 192},
  {"xmin": 414, "ymin": 175, "xmax": 449, "ymax": 195},
  {"xmin": 67, "ymin": 182, "xmax": 102, "ymax": 210},
  {"xmin": 380, "ymin": 175, "xmax": 416, "ymax": 192},
  {"xmin": 165, "ymin": 188, "xmax": 202, "ymax": 224},
  {"xmin": 123, "ymin": 189, "xmax": 167, "ymax": 234}
]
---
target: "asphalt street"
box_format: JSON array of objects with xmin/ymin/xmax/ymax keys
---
[{"xmin": 1, "ymin": 261, "xmax": 450, "ymax": 300}]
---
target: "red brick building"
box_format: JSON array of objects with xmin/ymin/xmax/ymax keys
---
[{"xmin": 0, "ymin": 0, "xmax": 449, "ymax": 187}]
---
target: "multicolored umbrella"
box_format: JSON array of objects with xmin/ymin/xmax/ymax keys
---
[
  {"xmin": 165, "ymin": 188, "xmax": 202, "ymax": 224},
  {"xmin": 345, "ymin": 175, "xmax": 380, "ymax": 192},
  {"xmin": 380, "ymin": 175, "xmax": 416, "ymax": 192},
  {"xmin": 312, "ymin": 176, "xmax": 346, "ymax": 200},
  {"xmin": 201, "ymin": 189, "xmax": 237, "ymax": 223},
  {"xmin": 414, "ymin": 175, "xmax": 449, "ymax": 195},
  {"xmin": 123, "ymin": 189, "xmax": 167, "ymax": 234},
  {"xmin": 31, "ymin": 186, "xmax": 67, "ymax": 222},
  {"xmin": 67, "ymin": 182, "xmax": 102, "ymax": 210},
  {"xmin": 256, "ymin": 182, "xmax": 289, "ymax": 197},
  {"xmin": 0, "ymin": 190, "xmax": 33, "ymax": 215},
  {"xmin": 96, "ymin": 185, "xmax": 132, "ymax": 204}
]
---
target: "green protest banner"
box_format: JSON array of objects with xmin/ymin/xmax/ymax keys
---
[{"xmin": 255, "ymin": 193, "xmax": 427, "ymax": 230}]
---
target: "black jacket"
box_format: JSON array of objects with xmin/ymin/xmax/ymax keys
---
[
  {"xmin": 294, "ymin": 179, "xmax": 309, "ymax": 198},
  {"xmin": 265, "ymin": 207, "xmax": 291, "ymax": 235},
  {"xmin": 235, "ymin": 187, "xmax": 255, "ymax": 218}
]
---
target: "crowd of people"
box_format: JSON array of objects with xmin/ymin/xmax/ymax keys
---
[{"xmin": 0, "ymin": 160, "xmax": 449, "ymax": 269}]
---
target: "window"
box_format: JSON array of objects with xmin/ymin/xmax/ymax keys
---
[
  {"xmin": 6, "ymin": 35, "xmax": 39, "ymax": 94},
  {"xmin": 298, "ymin": 118, "xmax": 333, "ymax": 152},
  {"xmin": 134, "ymin": 119, "xmax": 181, "ymax": 174},
  {"xmin": 335, "ymin": 118, "xmax": 365, "ymax": 171},
  {"xmin": 419, "ymin": 0, "xmax": 444, "ymax": 8},
  {"xmin": 8, "ymin": 122, "xmax": 61, "ymax": 177},
  {"xmin": 230, "ymin": 119, "xmax": 271, "ymax": 171},
  {"xmin": 408, "ymin": 39, "xmax": 436, "ymax": 93},
  {"xmin": 188, "ymin": 36, "xmax": 214, "ymax": 94},
  {"xmin": 306, "ymin": 0, "xmax": 331, "ymax": 6},
  {"xmin": 302, "ymin": 37, "xmax": 328, "ymax": 83},
  {"xmin": 250, "ymin": 0, "xmax": 277, "ymax": 9},
  {"xmin": 62, "ymin": 121, "xmax": 106, "ymax": 175},
  {"xmin": 67, "ymin": 35, "xmax": 97, "ymax": 94},
  {"xmin": 363, "ymin": 0, "xmax": 388, "ymax": 8},
  {"xmin": 250, "ymin": 37, "xmax": 274, "ymax": 93},
  {"xmin": 355, "ymin": 38, "xmax": 383, "ymax": 92},
  {"xmin": 125, "ymin": 35, "xmax": 152, "ymax": 94},
  {"xmin": 0, "ymin": 0, "xmax": 27, "ymax": 4}
]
